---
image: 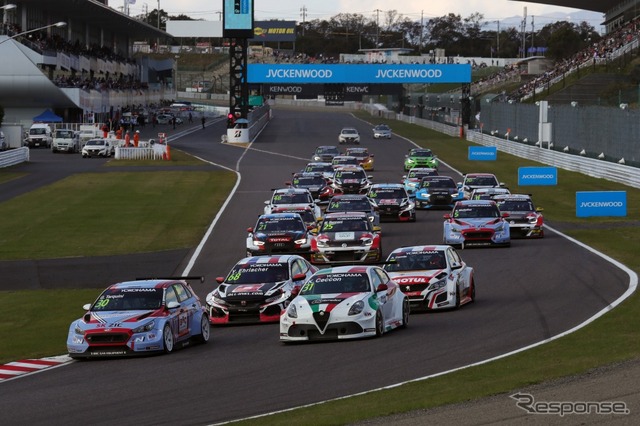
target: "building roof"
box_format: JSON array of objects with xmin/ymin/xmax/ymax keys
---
[{"xmin": 510, "ymin": 0, "xmax": 621, "ymax": 14}]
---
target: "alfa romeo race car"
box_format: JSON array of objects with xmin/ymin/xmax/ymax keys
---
[
  {"xmin": 494, "ymin": 194, "xmax": 545, "ymax": 238},
  {"xmin": 443, "ymin": 200, "xmax": 511, "ymax": 248},
  {"xmin": 280, "ymin": 265, "xmax": 409, "ymax": 341},
  {"xmin": 67, "ymin": 277, "xmax": 209, "ymax": 358},
  {"xmin": 310, "ymin": 212, "xmax": 382, "ymax": 264},
  {"xmin": 367, "ymin": 183, "xmax": 416, "ymax": 222},
  {"xmin": 206, "ymin": 255, "xmax": 317, "ymax": 324},
  {"xmin": 384, "ymin": 245, "xmax": 475, "ymax": 311},
  {"xmin": 247, "ymin": 213, "xmax": 313, "ymax": 257},
  {"xmin": 414, "ymin": 175, "xmax": 464, "ymax": 209}
]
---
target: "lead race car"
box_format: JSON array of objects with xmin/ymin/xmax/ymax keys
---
[
  {"xmin": 280, "ymin": 265, "xmax": 409, "ymax": 342},
  {"xmin": 384, "ymin": 245, "xmax": 475, "ymax": 311},
  {"xmin": 67, "ymin": 277, "xmax": 209, "ymax": 358}
]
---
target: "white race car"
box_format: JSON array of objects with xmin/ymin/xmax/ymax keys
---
[
  {"xmin": 280, "ymin": 265, "xmax": 409, "ymax": 342},
  {"xmin": 383, "ymin": 245, "xmax": 475, "ymax": 311}
]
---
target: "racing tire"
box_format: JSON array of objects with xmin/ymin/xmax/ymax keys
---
[
  {"xmin": 454, "ymin": 287, "xmax": 461, "ymax": 310},
  {"xmin": 469, "ymin": 281, "xmax": 475, "ymax": 303},
  {"xmin": 375, "ymin": 311, "xmax": 384, "ymax": 337},
  {"xmin": 401, "ymin": 298, "xmax": 410, "ymax": 329},
  {"xmin": 194, "ymin": 314, "xmax": 210, "ymax": 344},
  {"xmin": 162, "ymin": 324, "xmax": 175, "ymax": 354}
]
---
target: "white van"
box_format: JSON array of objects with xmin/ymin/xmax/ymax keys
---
[{"xmin": 25, "ymin": 123, "xmax": 53, "ymax": 148}]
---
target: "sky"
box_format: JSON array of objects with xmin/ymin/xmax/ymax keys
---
[{"xmin": 125, "ymin": 0, "xmax": 604, "ymax": 29}]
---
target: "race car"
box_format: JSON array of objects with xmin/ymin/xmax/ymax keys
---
[
  {"xmin": 443, "ymin": 200, "xmax": 511, "ymax": 248},
  {"xmin": 271, "ymin": 205, "xmax": 320, "ymax": 229},
  {"xmin": 302, "ymin": 162, "xmax": 335, "ymax": 180},
  {"xmin": 338, "ymin": 127, "xmax": 361, "ymax": 144},
  {"xmin": 247, "ymin": 213, "xmax": 313, "ymax": 257},
  {"xmin": 332, "ymin": 155, "xmax": 360, "ymax": 169},
  {"xmin": 312, "ymin": 145, "xmax": 341, "ymax": 162},
  {"xmin": 367, "ymin": 183, "xmax": 416, "ymax": 222},
  {"xmin": 264, "ymin": 187, "xmax": 322, "ymax": 218},
  {"xmin": 458, "ymin": 173, "xmax": 506, "ymax": 200},
  {"xmin": 325, "ymin": 194, "xmax": 380, "ymax": 226},
  {"xmin": 384, "ymin": 245, "xmax": 475, "ymax": 311},
  {"xmin": 287, "ymin": 172, "xmax": 332, "ymax": 204},
  {"xmin": 372, "ymin": 124, "xmax": 392, "ymax": 139},
  {"xmin": 206, "ymin": 255, "xmax": 318, "ymax": 324},
  {"xmin": 330, "ymin": 166, "xmax": 373, "ymax": 195},
  {"xmin": 414, "ymin": 175, "xmax": 464, "ymax": 209},
  {"xmin": 345, "ymin": 147, "xmax": 375, "ymax": 171},
  {"xmin": 67, "ymin": 277, "xmax": 209, "ymax": 358},
  {"xmin": 494, "ymin": 194, "xmax": 544, "ymax": 238},
  {"xmin": 310, "ymin": 212, "xmax": 382, "ymax": 264},
  {"xmin": 469, "ymin": 187, "xmax": 511, "ymax": 201},
  {"xmin": 402, "ymin": 167, "xmax": 439, "ymax": 196},
  {"xmin": 280, "ymin": 265, "xmax": 409, "ymax": 341},
  {"xmin": 404, "ymin": 148, "xmax": 438, "ymax": 171}
]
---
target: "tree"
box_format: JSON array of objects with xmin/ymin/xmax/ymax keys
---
[{"xmin": 546, "ymin": 22, "xmax": 583, "ymax": 60}]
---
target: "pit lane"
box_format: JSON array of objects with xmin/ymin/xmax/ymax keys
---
[{"xmin": 0, "ymin": 109, "xmax": 630, "ymax": 425}]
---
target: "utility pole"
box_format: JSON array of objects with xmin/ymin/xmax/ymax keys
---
[
  {"xmin": 374, "ymin": 9, "xmax": 382, "ymax": 47},
  {"xmin": 496, "ymin": 20, "xmax": 500, "ymax": 58},
  {"xmin": 521, "ymin": 7, "xmax": 527, "ymax": 58},
  {"xmin": 419, "ymin": 10, "xmax": 424, "ymax": 54},
  {"xmin": 300, "ymin": 6, "xmax": 307, "ymax": 36},
  {"xmin": 531, "ymin": 15, "xmax": 535, "ymax": 54}
]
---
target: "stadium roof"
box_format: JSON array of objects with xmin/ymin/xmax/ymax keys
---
[
  {"xmin": 510, "ymin": 0, "xmax": 621, "ymax": 14},
  {"xmin": 12, "ymin": 0, "xmax": 172, "ymax": 41}
]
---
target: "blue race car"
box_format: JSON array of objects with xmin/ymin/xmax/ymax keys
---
[
  {"xmin": 67, "ymin": 277, "xmax": 209, "ymax": 358},
  {"xmin": 443, "ymin": 200, "xmax": 511, "ymax": 248},
  {"xmin": 414, "ymin": 175, "xmax": 464, "ymax": 209}
]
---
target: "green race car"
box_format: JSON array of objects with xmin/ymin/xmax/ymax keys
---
[{"xmin": 404, "ymin": 148, "xmax": 438, "ymax": 171}]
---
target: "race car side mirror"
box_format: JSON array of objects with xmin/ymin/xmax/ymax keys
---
[
  {"xmin": 247, "ymin": 227, "xmax": 254, "ymax": 233},
  {"xmin": 292, "ymin": 273, "xmax": 306, "ymax": 281},
  {"xmin": 215, "ymin": 277, "xmax": 225, "ymax": 284},
  {"xmin": 501, "ymin": 212, "xmax": 510, "ymax": 218},
  {"xmin": 444, "ymin": 213, "xmax": 452, "ymax": 219},
  {"xmin": 376, "ymin": 283, "xmax": 388, "ymax": 292}
]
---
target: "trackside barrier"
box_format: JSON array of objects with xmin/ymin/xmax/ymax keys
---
[
  {"xmin": 225, "ymin": 104, "xmax": 271, "ymax": 144},
  {"xmin": 114, "ymin": 144, "xmax": 168, "ymax": 160},
  {"xmin": 0, "ymin": 147, "xmax": 30, "ymax": 168},
  {"xmin": 362, "ymin": 105, "xmax": 640, "ymax": 189}
]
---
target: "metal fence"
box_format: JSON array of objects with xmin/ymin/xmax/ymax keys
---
[{"xmin": 0, "ymin": 147, "xmax": 30, "ymax": 168}]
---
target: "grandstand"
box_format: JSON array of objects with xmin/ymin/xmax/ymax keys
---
[{"xmin": 0, "ymin": 0, "xmax": 174, "ymax": 126}]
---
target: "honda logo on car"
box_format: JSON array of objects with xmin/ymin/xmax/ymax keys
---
[
  {"xmin": 576, "ymin": 191, "xmax": 627, "ymax": 217},
  {"xmin": 518, "ymin": 167, "xmax": 558, "ymax": 186}
]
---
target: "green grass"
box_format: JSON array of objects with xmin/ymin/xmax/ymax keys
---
[
  {"xmin": 1, "ymin": 114, "xmax": 639, "ymax": 423},
  {"xmin": 0, "ymin": 171, "xmax": 27, "ymax": 184}
]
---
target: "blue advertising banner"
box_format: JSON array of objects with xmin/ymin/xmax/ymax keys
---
[
  {"xmin": 576, "ymin": 191, "xmax": 627, "ymax": 217},
  {"xmin": 247, "ymin": 64, "xmax": 472, "ymax": 84},
  {"xmin": 468, "ymin": 146, "xmax": 497, "ymax": 161},
  {"xmin": 518, "ymin": 166, "xmax": 558, "ymax": 186}
]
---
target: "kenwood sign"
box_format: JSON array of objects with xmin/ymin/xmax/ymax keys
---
[
  {"xmin": 247, "ymin": 64, "xmax": 472, "ymax": 84},
  {"xmin": 468, "ymin": 146, "xmax": 497, "ymax": 161},
  {"xmin": 576, "ymin": 191, "xmax": 627, "ymax": 217},
  {"xmin": 518, "ymin": 167, "xmax": 558, "ymax": 186}
]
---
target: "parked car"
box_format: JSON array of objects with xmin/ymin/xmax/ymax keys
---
[
  {"xmin": 0, "ymin": 130, "xmax": 6, "ymax": 151},
  {"xmin": 51, "ymin": 129, "xmax": 79, "ymax": 153},
  {"xmin": 156, "ymin": 114, "xmax": 183, "ymax": 125},
  {"xmin": 24, "ymin": 123, "xmax": 53, "ymax": 148},
  {"xmin": 66, "ymin": 277, "xmax": 209, "ymax": 358},
  {"xmin": 81, "ymin": 138, "xmax": 114, "ymax": 158}
]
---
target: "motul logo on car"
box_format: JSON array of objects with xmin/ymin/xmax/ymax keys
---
[{"xmin": 394, "ymin": 277, "xmax": 428, "ymax": 284}]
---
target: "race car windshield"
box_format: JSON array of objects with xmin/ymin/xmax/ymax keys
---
[
  {"xmin": 421, "ymin": 178, "xmax": 456, "ymax": 189},
  {"xmin": 385, "ymin": 252, "xmax": 446, "ymax": 272},
  {"xmin": 328, "ymin": 200, "xmax": 371, "ymax": 212},
  {"xmin": 497, "ymin": 200, "xmax": 534, "ymax": 211},
  {"xmin": 257, "ymin": 218, "xmax": 303, "ymax": 232},
  {"xmin": 322, "ymin": 219, "xmax": 368, "ymax": 232},
  {"xmin": 294, "ymin": 176, "xmax": 326, "ymax": 186},
  {"xmin": 409, "ymin": 171, "xmax": 435, "ymax": 179},
  {"xmin": 317, "ymin": 147, "xmax": 339, "ymax": 155},
  {"xmin": 92, "ymin": 288, "xmax": 163, "ymax": 311},
  {"xmin": 305, "ymin": 164, "xmax": 333, "ymax": 173},
  {"xmin": 411, "ymin": 150, "xmax": 433, "ymax": 157},
  {"xmin": 466, "ymin": 176, "xmax": 498, "ymax": 186},
  {"xmin": 301, "ymin": 273, "xmax": 370, "ymax": 294},
  {"xmin": 370, "ymin": 189, "xmax": 406, "ymax": 199},
  {"xmin": 335, "ymin": 171, "xmax": 366, "ymax": 180},
  {"xmin": 273, "ymin": 193, "xmax": 312, "ymax": 204},
  {"xmin": 454, "ymin": 206, "xmax": 500, "ymax": 218},
  {"xmin": 226, "ymin": 264, "xmax": 289, "ymax": 284}
]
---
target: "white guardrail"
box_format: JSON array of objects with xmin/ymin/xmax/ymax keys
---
[
  {"xmin": 0, "ymin": 147, "xmax": 30, "ymax": 168},
  {"xmin": 389, "ymin": 111, "xmax": 640, "ymax": 189}
]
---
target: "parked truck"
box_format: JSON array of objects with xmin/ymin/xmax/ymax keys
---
[{"xmin": 51, "ymin": 128, "xmax": 79, "ymax": 153}]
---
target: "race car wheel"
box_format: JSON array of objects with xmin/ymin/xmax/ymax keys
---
[
  {"xmin": 375, "ymin": 311, "xmax": 384, "ymax": 337},
  {"xmin": 469, "ymin": 281, "xmax": 475, "ymax": 303},
  {"xmin": 194, "ymin": 314, "xmax": 210, "ymax": 344},
  {"xmin": 162, "ymin": 324, "xmax": 175, "ymax": 354},
  {"xmin": 401, "ymin": 299, "xmax": 410, "ymax": 328},
  {"xmin": 454, "ymin": 287, "xmax": 461, "ymax": 309}
]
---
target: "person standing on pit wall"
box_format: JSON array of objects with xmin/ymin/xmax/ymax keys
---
[{"xmin": 133, "ymin": 130, "xmax": 140, "ymax": 147}]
